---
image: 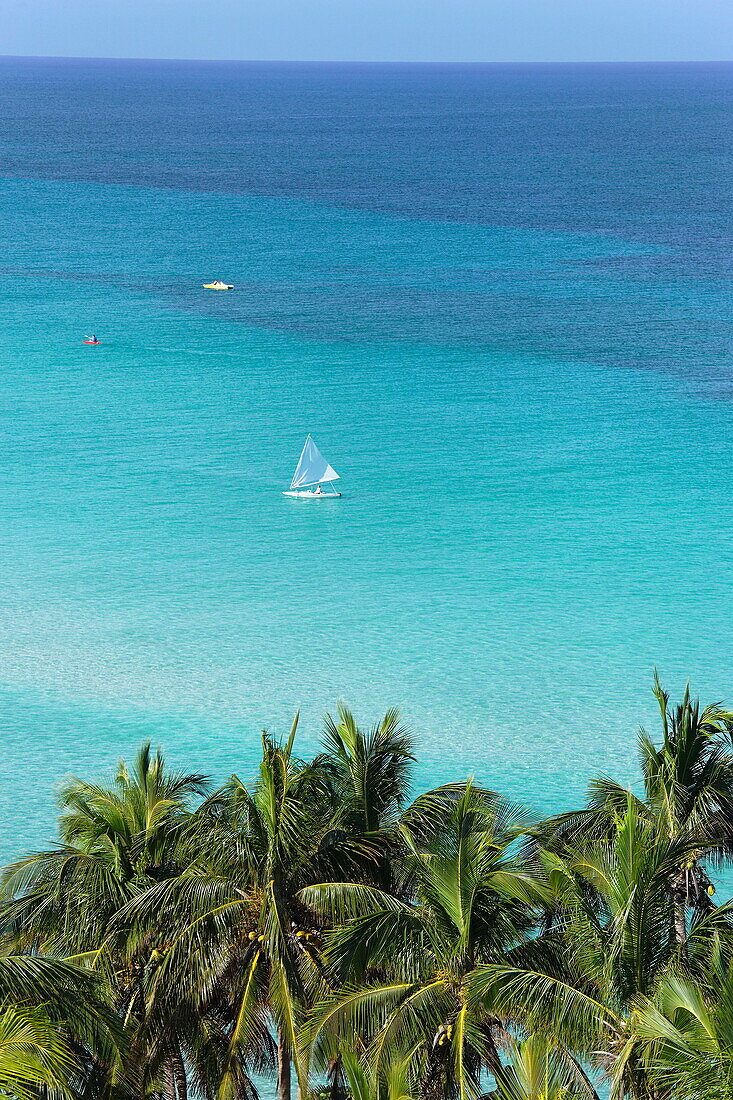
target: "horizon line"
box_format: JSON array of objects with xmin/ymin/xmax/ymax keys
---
[{"xmin": 1, "ymin": 54, "xmax": 731, "ymax": 66}]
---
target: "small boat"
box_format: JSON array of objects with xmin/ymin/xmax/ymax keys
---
[
  {"xmin": 203, "ymin": 281, "xmax": 233, "ymax": 290},
  {"xmin": 83, "ymin": 335, "xmax": 101, "ymax": 345},
  {"xmin": 283, "ymin": 435, "xmax": 342, "ymax": 498}
]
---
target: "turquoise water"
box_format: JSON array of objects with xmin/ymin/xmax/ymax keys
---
[{"xmin": 0, "ymin": 60, "xmax": 731, "ymax": 854}]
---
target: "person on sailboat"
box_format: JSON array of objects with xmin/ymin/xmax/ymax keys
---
[{"xmin": 314, "ymin": 484, "xmax": 323, "ymax": 496}]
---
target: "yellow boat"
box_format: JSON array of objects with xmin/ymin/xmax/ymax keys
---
[{"xmin": 203, "ymin": 281, "xmax": 233, "ymax": 290}]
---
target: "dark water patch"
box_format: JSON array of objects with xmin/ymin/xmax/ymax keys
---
[{"xmin": 0, "ymin": 58, "xmax": 731, "ymax": 272}]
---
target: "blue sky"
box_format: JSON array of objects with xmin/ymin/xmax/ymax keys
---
[{"xmin": 2, "ymin": 0, "xmax": 731, "ymax": 62}]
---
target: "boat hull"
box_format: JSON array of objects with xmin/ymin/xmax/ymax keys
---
[{"xmin": 282, "ymin": 490, "xmax": 342, "ymax": 498}]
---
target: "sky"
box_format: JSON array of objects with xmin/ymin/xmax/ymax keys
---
[{"xmin": 1, "ymin": 0, "xmax": 731, "ymax": 63}]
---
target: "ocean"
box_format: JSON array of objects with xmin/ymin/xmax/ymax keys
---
[{"xmin": 0, "ymin": 58, "xmax": 731, "ymax": 855}]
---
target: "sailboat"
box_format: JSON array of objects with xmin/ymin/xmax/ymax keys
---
[{"xmin": 283, "ymin": 435, "xmax": 342, "ymax": 498}]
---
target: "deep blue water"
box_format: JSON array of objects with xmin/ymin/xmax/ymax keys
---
[{"xmin": 0, "ymin": 58, "xmax": 731, "ymax": 854}]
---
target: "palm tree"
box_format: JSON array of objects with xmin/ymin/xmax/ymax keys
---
[
  {"xmin": 619, "ymin": 951, "xmax": 733, "ymax": 1100},
  {"xmin": 537, "ymin": 675, "xmax": 733, "ymax": 946},
  {"xmin": 319, "ymin": 705, "xmax": 414, "ymax": 836},
  {"xmin": 489, "ymin": 1034, "xmax": 597, "ymax": 1100},
  {"xmin": 1, "ymin": 742, "xmax": 207, "ymax": 953},
  {"xmin": 0, "ymin": 952, "xmax": 121, "ymax": 1099},
  {"xmin": 306, "ymin": 784, "xmax": 546, "ymax": 1100},
  {"xmin": 0, "ymin": 1003, "xmax": 76, "ymax": 1100},
  {"xmin": 470, "ymin": 797, "xmax": 733, "ymax": 1100},
  {"xmin": 0, "ymin": 743, "xmax": 208, "ymax": 1099},
  {"xmin": 309, "ymin": 705, "xmax": 415, "ymax": 895},
  {"xmin": 118, "ymin": 718, "xmax": 347, "ymax": 1100},
  {"xmin": 124, "ymin": 708, "xmax": 418, "ymax": 1100},
  {"xmin": 209, "ymin": 723, "xmax": 337, "ymax": 1100},
  {"xmin": 333, "ymin": 1043, "xmax": 417, "ymax": 1100}
]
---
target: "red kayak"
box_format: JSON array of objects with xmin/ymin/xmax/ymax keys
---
[{"xmin": 83, "ymin": 340, "xmax": 101, "ymax": 345}]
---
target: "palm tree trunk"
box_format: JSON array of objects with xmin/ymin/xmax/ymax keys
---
[
  {"xmin": 673, "ymin": 898, "xmax": 687, "ymax": 949},
  {"xmin": 277, "ymin": 1030, "xmax": 291, "ymax": 1100},
  {"xmin": 670, "ymin": 868, "xmax": 688, "ymax": 950},
  {"xmin": 163, "ymin": 1060, "xmax": 176, "ymax": 1100},
  {"xmin": 171, "ymin": 1045, "xmax": 188, "ymax": 1100}
]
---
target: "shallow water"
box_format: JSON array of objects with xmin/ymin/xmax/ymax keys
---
[{"xmin": 0, "ymin": 59, "xmax": 731, "ymax": 854}]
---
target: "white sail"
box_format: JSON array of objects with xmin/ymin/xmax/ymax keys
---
[{"xmin": 290, "ymin": 436, "xmax": 340, "ymax": 489}]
